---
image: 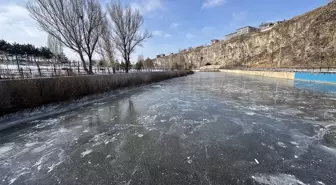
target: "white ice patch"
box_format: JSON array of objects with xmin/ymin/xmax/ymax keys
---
[
  {"xmin": 279, "ymin": 108, "xmax": 303, "ymax": 116},
  {"xmin": 81, "ymin": 149, "xmax": 93, "ymax": 157},
  {"xmin": 290, "ymin": 141, "xmax": 299, "ymax": 146},
  {"xmin": 254, "ymin": 159, "xmax": 259, "ymax": 164},
  {"xmin": 317, "ymin": 181, "xmax": 326, "ymax": 185},
  {"xmin": 319, "ymin": 145, "xmax": 336, "ymax": 156},
  {"xmin": 187, "ymin": 156, "xmax": 192, "ymax": 164},
  {"xmin": 231, "ymin": 118, "xmax": 253, "ymax": 134},
  {"xmin": 83, "ymin": 130, "xmax": 89, "ymax": 133},
  {"xmin": 0, "ymin": 143, "xmax": 14, "ymax": 156},
  {"xmin": 137, "ymin": 134, "xmax": 144, "ymax": 138},
  {"xmin": 31, "ymin": 145, "xmax": 47, "ymax": 153},
  {"xmin": 277, "ymin": 142, "xmax": 287, "ymax": 148},
  {"xmin": 33, "ymin": 118, "xmax": 60, "ymax": 129},
  {"xmin": 24, "ymin": 142, "xmax": 38, "ymax": 147},
  {"xmin": 8, "ymin": 170, "xmax": 29, "ymax": 185},
  {"xmin": 247, "ymin": 105, "xmax": 271, "ymax": 112},
  {"xmin": 245, "ymin": 112, "xmax": 255, "ymax": 116},
  {"xmin": 58, "ymin": 127, "xmax": 69, "ymax": 133},
  {"xmin": 252, "ymin": 173, "xmax": 306, "ymax": 185}
]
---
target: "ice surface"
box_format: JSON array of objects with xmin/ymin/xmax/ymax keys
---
[{"xmin": 0, "ymin": 73, "xmax": 336, "ymax": 184}]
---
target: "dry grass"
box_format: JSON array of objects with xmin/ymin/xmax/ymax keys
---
[{"xmin": 0, "ymin": 71, "xmax": 192, "ymax": 115}]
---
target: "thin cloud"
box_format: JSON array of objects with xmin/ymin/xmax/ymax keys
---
[
  {"xmin": 0, "ymin": 3, "xmax": 81, "ymax": 60},
  {"xmin": 130, "ymin": 0, "xmax": 162, "ymax": 14},
  {"xmin": 170, "ymin": 22, "xmax": 179, "ymax": 28},
  {"xmin": 201, "ymin": 26, "xmax": 215, "ymax": 32},
  {"xmin": 164, "ymin": 33, "xmax": 172, "ymax": 38},
  {"xmin": 202, "ymin": 0, "xmax": 227, "ymax": 9},
  {"xmin": 186, "ymin": 33, "xmax": 195, "ymax": 39},
  {"xmin": 230, "ymin": 11, "xmax": 248, "ymax": 26},
  {"xmin": 152, "ymin": 30, "xmax": 163, "ymax": 36}
]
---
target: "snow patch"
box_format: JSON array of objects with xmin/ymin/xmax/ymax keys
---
[
  {"xmin": 0, "ymin": 143, "xmax": 14, "ymax": 156},
  {"xmin": 31, "ymin": 145, "xmax": 47, "ymax": 153},
  {"xmin": 277, "ymin": 142, "xmax": 287, "ymax": 148},
  {"xmin": 252, "ymin": 173, "xmax": 306, "ymax": 185},
  {"xmin": 81, "ymin": 149, "xmax": 93, "ymax": 157},
  {"xmin": 24, "ymin": 142, "xmax": 38, "ymax": 147},
  {"xmin": 245, "ymin": 112, "xmax": 255, "ymax": 116}
]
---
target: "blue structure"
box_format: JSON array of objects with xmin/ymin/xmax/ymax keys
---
[{"xmin": 295, "ymin": 73, "xmax": 336, "ymax": 84}]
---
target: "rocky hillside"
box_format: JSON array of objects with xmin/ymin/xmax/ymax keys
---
[{"xmin": 154, "ymin": 1, "xmax": 336, "ymax": 69}]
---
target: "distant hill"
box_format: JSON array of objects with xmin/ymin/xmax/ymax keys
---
[{"xmin": 154, "ymin": 1, "xmax": 336, "ymax": 69}]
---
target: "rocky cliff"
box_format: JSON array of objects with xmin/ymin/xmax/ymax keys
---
[{"xmin": 154, "ymin": 2, "xmax": 336, "ymax": 69}]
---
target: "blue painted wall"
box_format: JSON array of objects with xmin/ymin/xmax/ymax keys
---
[{"xmin": 294, "ymin": 73, "xmax": 336, "ymax": 84}]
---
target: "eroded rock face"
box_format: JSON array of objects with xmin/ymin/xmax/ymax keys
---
[{"xmin": 154, "ymin": 2, "xmax": 336, "ymax": 69}]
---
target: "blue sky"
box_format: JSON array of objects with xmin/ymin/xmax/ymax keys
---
[{"xmin": 0, "ymin": 0, "xmax": 329, "ymax": 60}]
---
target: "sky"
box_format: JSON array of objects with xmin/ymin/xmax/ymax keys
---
[{"xmin": 0, "ymin": 0, "xmax": 329, "ymax": 61}]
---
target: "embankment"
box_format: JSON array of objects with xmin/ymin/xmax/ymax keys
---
[
  {"xmin": 220, "ymin": 70, "xmax": 295, "ymax": 79},
  {"xmin": 0, "ymin": 71, "xmax": 192, "ymax": 115},
  {"xmin": 220, "ymin": 69, "xmax": 336, "ymax": 85}
]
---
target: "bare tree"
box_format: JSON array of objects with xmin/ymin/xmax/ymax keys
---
[
  {"xmin": 143, "ymin": 58, "xmax": 153, "ymax": 71},
  {"xmin": 137, "ymin": 55, "xmax": 144, "ymax": 70},
  {"xmin": 48, "ymin": 34, "xmax": 63, "ymax": 75},
  {"xmin": 107, "ymin": 1, "xmax": 151, "ymax": 73},
  {"xmin": 27, "ymin": 0, "xmax": 105, "ymax": 74},
  {"xmin": 48, "ymin": 34, "xmax": 63, "ymax": 56},
  {"xmin": 97, "ymin": 17, "xmax": 116, "ymax": 74}
]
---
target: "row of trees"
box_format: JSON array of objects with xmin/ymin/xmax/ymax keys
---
[
  {"xmin": 0, "ymin": 39, "xmax": 69, "ymax": 75},
  {"xmin": 0, "ymin": 40, "xmax": 53, "ymax": 62},
  {"xmin": 134, "ymin": 55, "xmax": 154, "ymax": 71},
  {"xmin": 97, "ymin": 56, "xmax": 154, "ymax": 72},
  {"xmin": 27, "ymin": 0, "xmax": 152, "ymax": 74}
]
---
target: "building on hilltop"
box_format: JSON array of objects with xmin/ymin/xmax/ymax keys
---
[
  {"xmin": 236, "ymin": 26, "xmax": 260, "ymax": 35},
  {"xmin": 225, "ymin": 32, "xmax": 238, "ymax": 40},
  {"xmin": 156, "ymin": 54, "xmax": 165, "ymax": 58},
  {"xmin": 259, "ymin": 21, "xmax": 285, "ymax": 32},
  {"xmin": 259, "ymin": 22, "xmax": 275, "ymax": 32},
  {"xmin": 225, "ymin": 26, "xmax": 259, "ymax": 40},
  {"xmin": 211, "ymin": 39, "xmax": 220, "ymax": 44}
]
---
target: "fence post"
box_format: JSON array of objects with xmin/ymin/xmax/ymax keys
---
[{"xmin": 20, "ymin": 68, "xmax": 24, "ymax": 79}]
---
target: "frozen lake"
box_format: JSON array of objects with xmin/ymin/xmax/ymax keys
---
[{"xmin": 0, "ymin": 72, "xmax": 336, "ymax": 185}]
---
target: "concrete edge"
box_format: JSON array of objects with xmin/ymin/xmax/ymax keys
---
[{"xmin": 219, "ymin": 69, "xmax": 295, "ymax": 79}]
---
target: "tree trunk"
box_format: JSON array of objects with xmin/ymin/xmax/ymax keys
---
[
  {"xmin": 78, "ymin": 52, "xmax": 89, "ymax": 74},
  {"xmin": 15, "ymin": 55, "xmax": 20, "ymax": 73},
  {"xmin": 89, "ymin": 60, "xmax": 93, "ymax": 74},
  {"xmin": 112, "ymin": 67, "xmax": 116, "ymax": 74},
  {"xmin": 88, "ymin": 54, "xmax": 94, "ymax": 75},
  {"xmin": 52, "ymin": 58, "xmax": 57, "ymax": 76},
  {"xmin": 125, "ymin": 61, "xmax": 129, "ymax": 73},
  {"xmin": 35, "ymin": 57, "xmax": 42, "ymax": 77}
]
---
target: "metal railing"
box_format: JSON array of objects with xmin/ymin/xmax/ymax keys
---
[
  {"xmin": 0, "ymin": 66, "xmax": 170, "ymax": 80},
  {"xmin": 232, "ymin": 66, "xmax": 336, "ymax": 73}
]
